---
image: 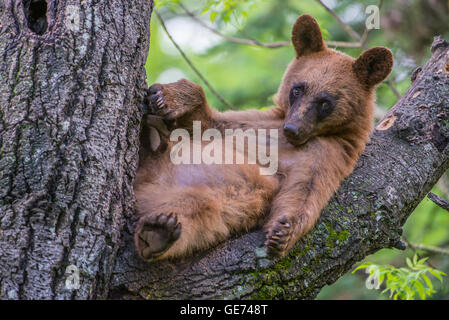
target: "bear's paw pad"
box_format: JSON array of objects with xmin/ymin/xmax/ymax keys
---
[{"xmin": 136, "ymin": 213, "xmax": 181, "ymax": 260}]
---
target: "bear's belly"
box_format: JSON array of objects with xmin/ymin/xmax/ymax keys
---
[{"xmin": 172, "ymin": 162, "xmax": 277, "ymax": 188}]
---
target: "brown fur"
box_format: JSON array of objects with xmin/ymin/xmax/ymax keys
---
[{"xmin": 134, "ymin": 14, "xmax": 393, "ymax": 261}]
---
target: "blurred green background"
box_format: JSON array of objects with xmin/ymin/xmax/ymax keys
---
[{"xmin": 146, "ymin": 0, "xmax": 449, "ymax": 299}]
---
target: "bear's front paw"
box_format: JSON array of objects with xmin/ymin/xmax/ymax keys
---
[
  {"xmin": 134, "ymin": 212, "xmax": 182, "ymax": 261},
  {"xmin": 147, "ymin": 84, "xmax": 168, "ymax": 113},
  {"xmin": 146, "ymin": 81, "xmax": 199, "ymax": 121},
  {"xmin": 265, "ymin": 216, "xmax": 293, "ymax": 257}
]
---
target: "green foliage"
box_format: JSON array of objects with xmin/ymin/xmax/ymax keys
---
[
  {"xmin": 155, "ymin": 0, "xmax": 261, "ymax": 23},
  {"xmin": 200, "ymin": 0, "xmax": 260, "ymax": 23},
  {"xmin": 353, "ymin": 254, "xmax": 446, "ymax": 300},
  {"xmin": 154, "ymin": 0, "xmax": 179, "ymax": 10}
]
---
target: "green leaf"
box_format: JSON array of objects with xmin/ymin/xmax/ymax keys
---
[
  {"xmin": 378, "ymin": 273, "xmax": 385, "ymax": 286},
  {"xmin": 417, "ymin": 257, "xmax": 429, "ymax": 265},
  {"xmin": 414, "ymin": 280, "xmax": 426, "ymax": 300},
  {"xmin": 429, "ymin": 269, "xmax": 444, "ymax": 282},
  {"xmin": 210, "ymin": 11, "xmax": 218, "ymax": 22},
  {"xmin": 421, "ymin": 273, "xmax": 433, "ymax": 289},
  {"xmin": 404, "ymin": 286, "xmax": 414, "ymax": 300},
  {"xmin": 352, "ymin": 264, "xmax": 371, "ymax": 273},
  {"xmin": 406, "ymin": 257, "xmax": 413, "ymax": 269},
  {"xmin": 413, "ymin": 254, "xmax": 418, "ymax": 266}
]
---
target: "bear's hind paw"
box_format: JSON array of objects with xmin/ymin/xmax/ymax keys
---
[{"xmin": 135, "ymin": 212, "xmax": 182, "ymax": 261}]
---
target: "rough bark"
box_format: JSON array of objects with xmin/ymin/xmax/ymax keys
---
[
  {"xmin": 0, "ymin": 0, "xmax": 153, "ymax": 299},
  {"xmin": 1, "ymin": 1, "xmax": 448, "ymax": 301},
  {"xmin": 110, "ymin": 38, "xmax": 449, "ymax": 300}
]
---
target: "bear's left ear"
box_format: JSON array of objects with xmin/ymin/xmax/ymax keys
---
[
  {"xmin": 292, "ymin": 14, "xmax": 326, "ymax": 57},
  {"xmin": 353, "ymin": 47, "xmax": 393, "ymax": 88}
]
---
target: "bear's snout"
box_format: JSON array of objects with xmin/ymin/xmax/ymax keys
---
[{"xmin": 283, "ymin": 123, "xmax": 300, "ymax": 138}]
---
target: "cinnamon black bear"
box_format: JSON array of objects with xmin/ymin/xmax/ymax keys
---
[{"xmin": 134, "ymin": 14, "xmax": 393, "ymax": 261}]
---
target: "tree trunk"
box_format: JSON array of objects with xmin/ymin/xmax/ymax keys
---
[
  {"xmin": 0, "ymin": 0, "xmax": 153, "ymax": 299},
  {"xmin": 0, "ymin": 1, "xmax": 448, "ymax": 301}
]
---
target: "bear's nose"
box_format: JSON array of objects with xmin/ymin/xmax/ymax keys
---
[{"xmin": 283, "ymin": 123, "xmax": 299, "ymax": 137}]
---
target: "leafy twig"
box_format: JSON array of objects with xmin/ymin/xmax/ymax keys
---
[{"xmin": 353, "ymin": 254, "xmax": 446, "ymax": 300}]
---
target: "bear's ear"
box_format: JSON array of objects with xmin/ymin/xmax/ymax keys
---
[
  {"xmin": 292, "ymin": 14, "xmax": 326, "ymax": 57},
  {"xmin": 353, "ymin": 47, "xmax": 393, "ymax": 88}
]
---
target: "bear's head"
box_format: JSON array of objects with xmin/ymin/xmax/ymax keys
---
[{"xmin": 275, "ymin": 14, "xmax": 393, "ymax": 147}]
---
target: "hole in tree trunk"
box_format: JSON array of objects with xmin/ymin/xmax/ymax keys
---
[{"xmin": 24, "ymin": 0, "xmax": 48, "ymax": 35}]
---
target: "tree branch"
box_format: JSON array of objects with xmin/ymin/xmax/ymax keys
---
[
  {"xmin": 427, "ymin": 192, "xmax": 449, "ymax": 212},
  {"xmin": 404, "ymin": 239, "xmax": 449, "ymax": 256},
  {"xmin": 178, "ymin": 3, "xmax": 362, "ymax": 49},
  {"xmin": 315, "ymin": 0, "xmax": 361, "ymax": 42},
  {"xmin": 110, "ymin": 37, "xmax": 449, "ymax": 300},
  {"xmin": 436, "ymin": 174, "xmax": 449, "ymax": 199}
]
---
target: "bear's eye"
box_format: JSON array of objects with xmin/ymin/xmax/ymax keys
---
[
  {"xmin": 314, "ymin": 92, "xmax": 336, "ymax": 121},
  {"xmin": 320, "ymin": 101, "xmax": 331, "ymax": 110},
  {"xmin": 292, "ymin": 87, "xmax": 302, "ymax": 96},
  {"xmin": 289, "ymin": 82, "xmax": 307, "ymax": 106}
]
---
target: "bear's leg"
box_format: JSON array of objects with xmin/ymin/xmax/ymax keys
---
[
  {"xmin": 263, "ymin": 151, "xmax": 341, "ymax": 257},
  {"xmin": 134, "ymin": 168, "xmax": 278, "ymax": 261},
  {"xmin": 146, "ymin": 79, "xmax": 285, "ymax": 132},
  {"xmin": 134, "ymin": 184, "xmax": 228, "ymax": 261},
  {"xmin": 146, "ymin": 79, "xmax": 212, "ymax": 125}
]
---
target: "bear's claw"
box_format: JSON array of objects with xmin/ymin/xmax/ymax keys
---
[
  {"xmin": 265, "ymin": 216, "xmax": 292, "ymax": 257},
  {"xmin": 148, "ymin": 84, "xmax": 167, "ymax": 111}
]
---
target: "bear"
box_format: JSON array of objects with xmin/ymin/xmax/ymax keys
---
[{"xmin": 134, "ymin": 14, "xmax": 393, "ymax": 261}]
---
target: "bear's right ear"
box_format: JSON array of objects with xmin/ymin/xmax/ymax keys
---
[
  {"xmin": 292, "ymin": 14, "xmax": 326, "ymax": 57},
  {"xmin": 353, "ymin": 47, "xmax": 393, "ymax": 88}
]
